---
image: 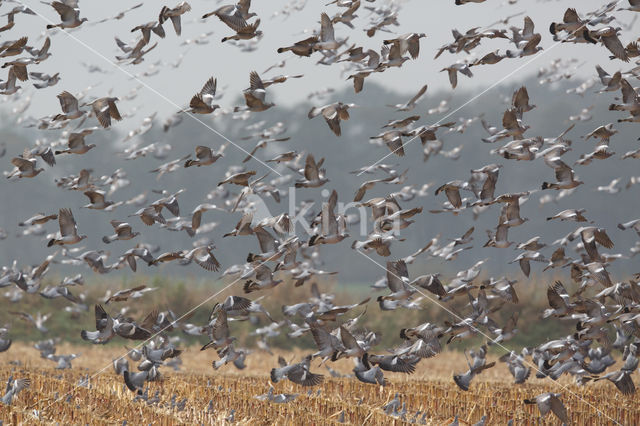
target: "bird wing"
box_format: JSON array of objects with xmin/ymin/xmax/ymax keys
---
[
  {"xmin": 620, "ymin": 79, "xmax": 638, "ymax": 104},
  {"xmin": 303, "ymin": 154, "xmax": 320, "ymax": 180},
  {"xmin": 200, "ymin": 76, "xmax": 217, "ymax": 97},
  {"xmin": 554, "ymin": 161, "xmax": 574, "ymax": 182},
  {"xmin": 563, "ymin": 8, "xmax": 579, "ymax": 24},
  {"xmin": 594, "ymin": 228, "xmax": 614, "ymax": 249},
  {"xmin": 223, "ymin": 295, "xmax": 252, "ymax": 313},
  {"xmin": 602, "ymin": 33, "xmax": 629, "ymax": 62},
  {"xmin": 523, "ymin": 16, "xmax": 534, "ymax": 37},
  {"xmin": 512, "ymin": 86, "xmax": 530, "ymax": 111},
  {"xmin": 320, "ymin": 13, "xmax": 335, "ymax": 42},
  {"xmin": 238, "ymin": 0, "xmax": 252, "ymax": 15},
  {"xmin": 195, "ymin": 145, "xmax": 213, "ymax": 160},
  {"xmin": 445, "ymin": 187, "xmax": 462, "ymax": 209},
  {"xmin": 51, "ymin": 1, "xmax": 75, "ymax": 21},
  {"xmin": 249, "ymin": 71, "xmax": 265, "ymax": 91},
  {"xmin": 84, "ymin": 190, "xmax": 105, "ymax": 204},
  {"xmin": 412, "ymin": 275, "xmax": 447, "ymax": 296},
  {"xmin": 109, "ymin": 219, "xmax": 126, "ymax": 230},
  {"xmin": 386, "ymin": 260, "xmax": 408, "ymax": 292},
  {"xmin": 211, "ymin": 310, "xmax": 230, "ymax": 340},
  {"xmin": 190, "ymin": 93, "xmax": 208, "ymax": 110},
  {"xmin": 94, "ymin": 304, "xmax": 110, "ymax": 330},
  {"xmin": 502, "ymin": 108, "xmax": 519, "ymax": 130},
  {"xmin": 11, "ymin": 157, "xmax": 34, "ymax": 171},
  {"xmin": 215, "ymin": 11, "xmax": 247, "ymax": 31},
  {"xmin": 547, "ymin": 281, "xmax": 568, "ymax": 309},
  {"xmin": 57, "ymin": 91, "xmax": 79, "ymax": 113},
  {"xmin": 253, "ymin": 264, "xmax": 273, "ymax": 282},
  {"xmin": 105, "ymin": 100, "xmax": 122, "ymax": 123},
  {"xmin": 254, "ymin": 226, "xmax": 277, "ymax": 253},
  {"xmin": 288, "ymin": 365, "xmax": 324, "ymax": 386},
  {"xmin": 92, "ymin": 100, "xmax": 111, "ymax": 128},
  {"xmin": 339, "ymin": 326, "xmax": 361, "ymax": 350},
  {"xmin": 549, "ymin": 394, "xmax": 569, "ymax": 423},
  {"xmin": 522, "ymin": 33, "xmax": 541, "ymax": 51},
  {"xmin": 58, "ymin": 208, "xmax": 77, "ymax": 237},
  {"xmin": 193, "ymin": 248, "xmax": 221, "ymax": 272},
  {"xmin": 239, "ymin": 17, "xmax": 260, "ymax": 35}
]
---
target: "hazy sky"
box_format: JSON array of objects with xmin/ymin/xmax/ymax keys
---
[
  {"xmin": 1, "ymin": 0, "xmax": 639, "ymax": 281},
  {"xmin": 4, "ymin": 0, "xmax": 626, "ymax": 125}
]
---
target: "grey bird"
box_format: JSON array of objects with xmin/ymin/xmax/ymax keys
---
[
  {"xmin": 353, "ymin": 353, "xmax": 385, "ymax": 385},
  {"xmin": 46, "ymin": 1, "xmax": 87, "ymax": 29},
  {"xmin": 1, "ymin": 376, "xmax": 30, "ymax": 405},
  {"xmin": 0, "ymin": 325, "xmax": 11, "ymax": 353},
  {"xmin": 453, "ymin": 346, "xmax": 495, "ymax": 391},
  {"xmin": 523, "ymin": 393, "xmax": 569, "ymax": 424},
  {"xmin": 270, "ymin": 355, "xmax": 324, "ymax": 386}
]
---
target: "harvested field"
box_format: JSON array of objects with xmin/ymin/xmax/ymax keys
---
[{"xmin": 0, "ymin": 343, "xmax": 633, "ymax": 424}]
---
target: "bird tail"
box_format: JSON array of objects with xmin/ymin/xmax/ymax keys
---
[
  {"xmin": 123, "ymin": 371, "xmax": 138, "ymax": 392},
  {"xmin": 243, "ymin": 280, "xmax": 257, "ymax": 294},
  {"xmin": 200, "ymin": 341, "xmax": 214, "ymax": 351},
  {"xmin": 471, "ymin": 361, "xmax": 496, "ymax": 374},
  {"xmin": 47, "ymin": 238, "xmax": 56, "ymax": 247},
  {"xmin": 331, "ymin": 351, "xmax": 345, "ymax": 362},
  {"xmin": 523, "ymin": 398, "xmax": 536, "ymax": 405},
  {"xmin": 583, "ymin": 29, "xmax": 598, "ymax": 44},
  {"xmin": 541, "ymin": 182, "xmax": 550, "ymax": 190},
  {"xmin": 453, "ymin": 374, "xmax": 469, "ymax": 391}
]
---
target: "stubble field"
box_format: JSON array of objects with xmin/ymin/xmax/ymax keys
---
[{"xmin": 0, "ymin": 343, "xmax": 635, "ymax": 425}]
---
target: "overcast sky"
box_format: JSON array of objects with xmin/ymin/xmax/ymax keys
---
[
  {"xmin": 1, "ymin": 0, "xmax": 639, "ymax": 281},
  {"xmin": 4, "ymin": 0, "xmax": 628, "ymax": 125}
]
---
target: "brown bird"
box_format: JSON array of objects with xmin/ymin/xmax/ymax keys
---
[
  {"xmin": 159, "ymin": 1, "xmax": 192, "ymax": 36},
  {"xmin": 189, "ymin": 77, "xmax": 219, "ymax": 114},
  {"xmin": 47, "ymin": 208, "xmax": 87, "ymax": 247},
  {"xmin": 184, "ymin": 145, "xmax": 225, "ymax": 167},
  {"xmin": 218, "ymin": 170, "xmax": 257, "ymax": 187},
  {"xmin": 87, "ymin": 97, "xmax": 122, "ymax": 128},
  {"xmin": 308, "ymin": 102, "xmax": 357, "ymax": 136}
]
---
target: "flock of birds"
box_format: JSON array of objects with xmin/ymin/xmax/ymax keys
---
[{"xmin": 1, "ymin": 0, "xmax": 640, "ymax": 423}]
